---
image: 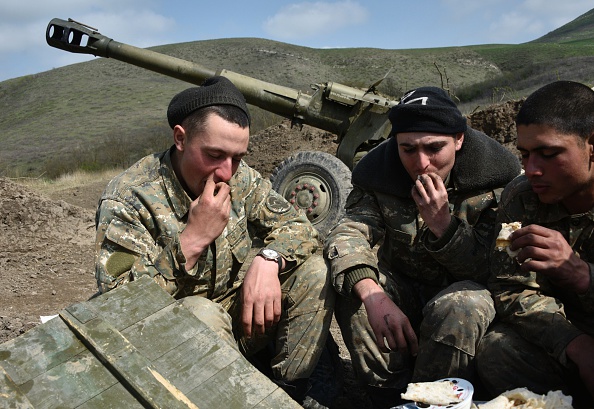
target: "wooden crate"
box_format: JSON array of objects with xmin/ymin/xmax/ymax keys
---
[{"xmin": 0, "ymin": 276, "xmax": 300, "ymax": 408}]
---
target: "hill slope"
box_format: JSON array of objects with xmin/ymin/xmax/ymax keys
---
[{"xmin": 532, "ymin": 7, "xmax": 594, "ymax": 43}]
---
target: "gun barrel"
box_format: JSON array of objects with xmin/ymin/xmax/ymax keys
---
[
  {"xmin": 46, "ymin": 19, "xmax": 217, "ymax": 82},
  {"xmin": 46, "ymin": 18, "xmax": 395, "ymax": 136},
  {"xmin": 46, "ymin": 18, "xmax": 340, "ymax": 131}
]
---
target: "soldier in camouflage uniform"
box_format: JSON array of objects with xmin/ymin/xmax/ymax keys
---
[
  {"xmin": 476, "ymin": 81, "xmax": 594, "ymax": 408},
  {"xmin": 94, "ymin": 76, "xmax": 335, "ymax": 404},
  {"xmin": 324, "ymin": 86, "xmax": 521, "ymax": 407}
]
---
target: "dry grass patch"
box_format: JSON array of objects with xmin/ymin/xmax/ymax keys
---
[{"xmin": 15, "ymin": 168, "xmax": 122, "ymax": 196}]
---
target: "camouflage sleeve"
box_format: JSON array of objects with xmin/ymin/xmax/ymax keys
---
[
  {"xmin": 95, "ymin": 198, "xmax": 204, "ymax": 296},
  {"xmin": 488, "ymin": 182, "xmax": 584, "ymax": 365},
  {"xmin": 324, "ymin": 187, "xmax": 384, "ymax": 296},
  {"xmin": 578, "ymin": 264, "xmax": 594, "ymax": 311},
  {"xmin": 240, "ymin": 167, "xmax": 318, "ymax": 267},
  {"xmin": 421, "ymin": 189, "xmax": 500, "ymax": 284}
]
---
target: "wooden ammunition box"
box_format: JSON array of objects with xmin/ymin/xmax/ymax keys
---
[{"xmin": 0, "ymin": 276, "xmax": 299, "ymax": 408}]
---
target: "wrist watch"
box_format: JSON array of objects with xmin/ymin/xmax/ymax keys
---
[{"xmin": 257, "ymin": 248, "xmax": 283, "ymax": 272}]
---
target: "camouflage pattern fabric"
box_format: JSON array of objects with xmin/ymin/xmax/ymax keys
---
[
  {"xmin": 94, "ymin": 147, "xmax": 333, "ymax": 380},
  {"xmin": 325, "ymin": 138, "xmax": 511, "ymax": 389},
  {"xmin": 179, "ymin": 255, "xmax": 334, "ymax": 381},
  {"xmin": 478, "ymin": 175, "xmax": 594, "ymax": 397},
  {"xmin": 334, "ymin": 271, "xmax": 423, "ymax": 390},
  {"xmin": 326, "ymin": 185, "xmax": 500, "ymax": 293},
  {"xmin": 478, "ymin": 322, "xmax": 575, "ymax": 396},
  {"xmin": 335, "ymin": 270, "xmax": 494, "ymax": 389},
  {"xmin": 95, "ymin": 147, "xmax": 318, "ymax": 296}
]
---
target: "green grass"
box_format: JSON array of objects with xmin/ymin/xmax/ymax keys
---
[
  {"xmin": 1, "ymin": 8, "xmax": 593, "ymax": 178},
  {"xmin": 532, "ymin": 8, "xmax": 594, "ymax": 43}
]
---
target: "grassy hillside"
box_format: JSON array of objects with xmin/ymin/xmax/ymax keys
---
[
  {"xmin": 456, "ymin": 7, "xmax": 594, "ymax": 109},
  {"xmin": 533, "ymin": 8, "xmax": 594, "ymax": 43},
  {"xmin": 1, "ymin": 8, "xmax": 593, "ymax": 178},
  {"xmin": 457, "ymin": 42, "xmax": 594, "ymax": 110}
]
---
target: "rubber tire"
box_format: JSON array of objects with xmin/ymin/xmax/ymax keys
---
[{"xmin": 270, "ymin": 151, "xmax": 352, "ymax": 241}]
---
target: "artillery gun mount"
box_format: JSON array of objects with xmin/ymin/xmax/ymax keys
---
[{"xmin": 46, "ymin": 18, "xmax": 400, "ymax": 239}]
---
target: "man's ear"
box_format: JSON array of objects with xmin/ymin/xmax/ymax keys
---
[
  {"xmin": 454, "ymin": 132, "xmax": 464, "ymax": 151},
  {"xmin": 173, "ymin": 125, "xmax": 187, "ymax": 151}
]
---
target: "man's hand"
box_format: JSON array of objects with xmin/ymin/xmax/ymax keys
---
[
  {"xmin": 241, "ymin": 256, "xmax": 282, "ymax": 338},
  {"xmin": 180, "ymin": 176, "xmax": 231, "ymax": 268},
  {"xmin": 566, "ymin": 334, "xmax": 594, "ymax": 399},
  {"xmin": 411, "ymin": 173, "xmax": 451, "ymax": 238},
  {"xmin": 353, "ymin": 278, "xmax": 418, "ymax": 356},
  {"xmin": 511, "ymin": 224, "xmax": 591, "ymax": 294}
]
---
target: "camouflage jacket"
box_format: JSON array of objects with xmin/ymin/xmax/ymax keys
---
[
  {"xmin": 95, "ymin": 147, "xmax": 318, "ymax": 299},
  {"xmin": 325, "ymin": 128, "xmax": 522, "ymax": 297},
  {"xmin": 489, "ymin": 175, "xmax": 594, "ymax": 364}
]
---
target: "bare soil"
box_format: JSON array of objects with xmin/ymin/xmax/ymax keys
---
[{"xmin": 0, "ymin": 101, "xmax": 520, "ymax": 408}]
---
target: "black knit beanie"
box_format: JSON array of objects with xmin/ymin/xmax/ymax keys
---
[
  {"xmin": 388, "ymin": 86, "xmax": 466, "ymax": 136},
  {"xmin": 167, "ymin": 76, "xmax": 250, "ymax": 129}
]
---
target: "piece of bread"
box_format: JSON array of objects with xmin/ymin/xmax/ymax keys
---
[
  {"xmin": 496, "ymin": 222, "xmax": 522, "ymax": 257},
  {"xmin": 400, "ymin": 380, "xmax": 463, "ymax": 406},
  {"xmin": 541, "ymin": 389, "xmax": 574, "ymax": 409},
  {"xmin": 476, "ymin": 387, "xmax": 573, "ymax": 409},
  {"xmin": 476, "ymin": 395, "xmax": 512, "ymax": 409}
]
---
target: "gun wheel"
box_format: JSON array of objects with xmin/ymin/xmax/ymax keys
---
[{"xmin": 270, "ymin": 151, "xmax": 352, "ymax": 241}]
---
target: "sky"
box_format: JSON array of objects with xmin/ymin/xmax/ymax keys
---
[{"xmin": 1, "ymin": 0, "xmax": 592, "ymax": 82}]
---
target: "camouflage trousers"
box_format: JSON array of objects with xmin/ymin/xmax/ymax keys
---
[
  {"xmin": 335, "ymin": 272, "xmax": 494, "ymax": 390},
  {"xmin": 477, "ymin": 322, "xmax": 594, "ymax": 407},
  {"xmin": 179, "ymin": 254, "xmax": 335, "ymax": 382}
]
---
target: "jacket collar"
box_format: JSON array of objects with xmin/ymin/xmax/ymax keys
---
[{"xmin": 352, "ymin": 128, "xmax": 522, "ymax": 197}]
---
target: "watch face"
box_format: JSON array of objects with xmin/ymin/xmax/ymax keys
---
[{"xmin": 261, "ymin": 249, "xmax": 279, "ymax": 259}]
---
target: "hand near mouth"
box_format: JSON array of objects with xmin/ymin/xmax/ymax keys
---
[
  {"xmin": 411, "ymin": 173, "xmax": 452, "ymax": 238},
  {"xmin": 180, "ymin": 175, "xmax": 231, "ymax": 268}
]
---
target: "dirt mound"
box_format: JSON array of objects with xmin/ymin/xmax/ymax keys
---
[
  {"xmin": 467, "ymin": 99, "xmax": 524, "ymax": 158},
  {"xmin": 247, "ymin": 120, "xmax": 339, "ymax": 178},
  {"xmin": 0, "ymin": 178, "xmax": 97, "ymax": 343}
]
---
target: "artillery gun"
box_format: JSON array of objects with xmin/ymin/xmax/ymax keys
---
[{"xmin": 46, "ymin": 18, "xmax": 399, "ymax": 238}]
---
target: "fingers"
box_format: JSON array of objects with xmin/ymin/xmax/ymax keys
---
[
  {"xmin": 195, "ymin": 180, "xmax": 231, "ymax": 218},
  {"xmin": 200, "ymin": 175, "xmax": 216, "ymax": 198},
  {"xmin": 412, "ymin": 179, "xmax": 427, "ymax": 202},
  {"xmin": 382, "ymin": 314, "xmax": 404, "ymax": 353},
  {"xmin": 412, "ymin": 173, "xmax": 446, "ymax": 201},
  {"xmin": 242, "ymin": 302, "xmax": 266, "ymax": 338},
  {"xmin": 377, "ymin": 315, "xmax": 397, "ymax": 353},
  {"xmin": 510, "ymin": 225, "xmax": 576, "ymax": 277},
  {"xmin": 242, "ymin": 303, "xmax": 253, "ymax": 339},
  {"xmin": 511, "ymin": 225, "xmax": 561, "ymax": 254},
  {"xmin": 403, "ymin": 325, "xmax": 419, "ymax": 357},
  {"xmin": 252, "ymin": 304, "xmax": 266, "ymax": 336},
  {"xmin": 389, "ymin": 327, "xmax": 408, "ymax": 354},
  {"xmin": 389, "ymin": 322, "xmax": 418, "ymax": 356},
  {"xmin": 200, "ymin": 175, "xmax": 230, "ymax": 199},
  {"xmin": 213, "ymin": 181, "xmax": 230, "ymax": 197},
  {"xmin": 417, "ymin": 173, "xmax": 445, "ymax": 191},
  {"xmin": 423, "ymin": 173, "xmax": 445, "ymax": 189},
  {"xmin": 510, "ymin": 224, "xmax": 553, "ymax": 241},
  {"xmin": 273, "ymin": 298, "xmax": 281, "ymax": 325},
  {"xmin": 263, "ymin": 298, "xmax": 277, "ymax": 329},
  {"xmin": 377, "ymin": 329, "xmax": 416, "ymax": 355},
  {"xmin": 374, "ymin": 314, "xmax": 418, "ymax": 356},
  {"xmin": 242, "ymin": 300, "xmax": 281, "ymax": 338},
  {"xmin": 373, "ymin": 326, "xmax": 392, "ymax": 353}
]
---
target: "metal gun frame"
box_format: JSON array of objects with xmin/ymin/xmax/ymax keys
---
[{"xmin": 46, "ymin": 18, "xmax": 399, "ymax": 238}]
